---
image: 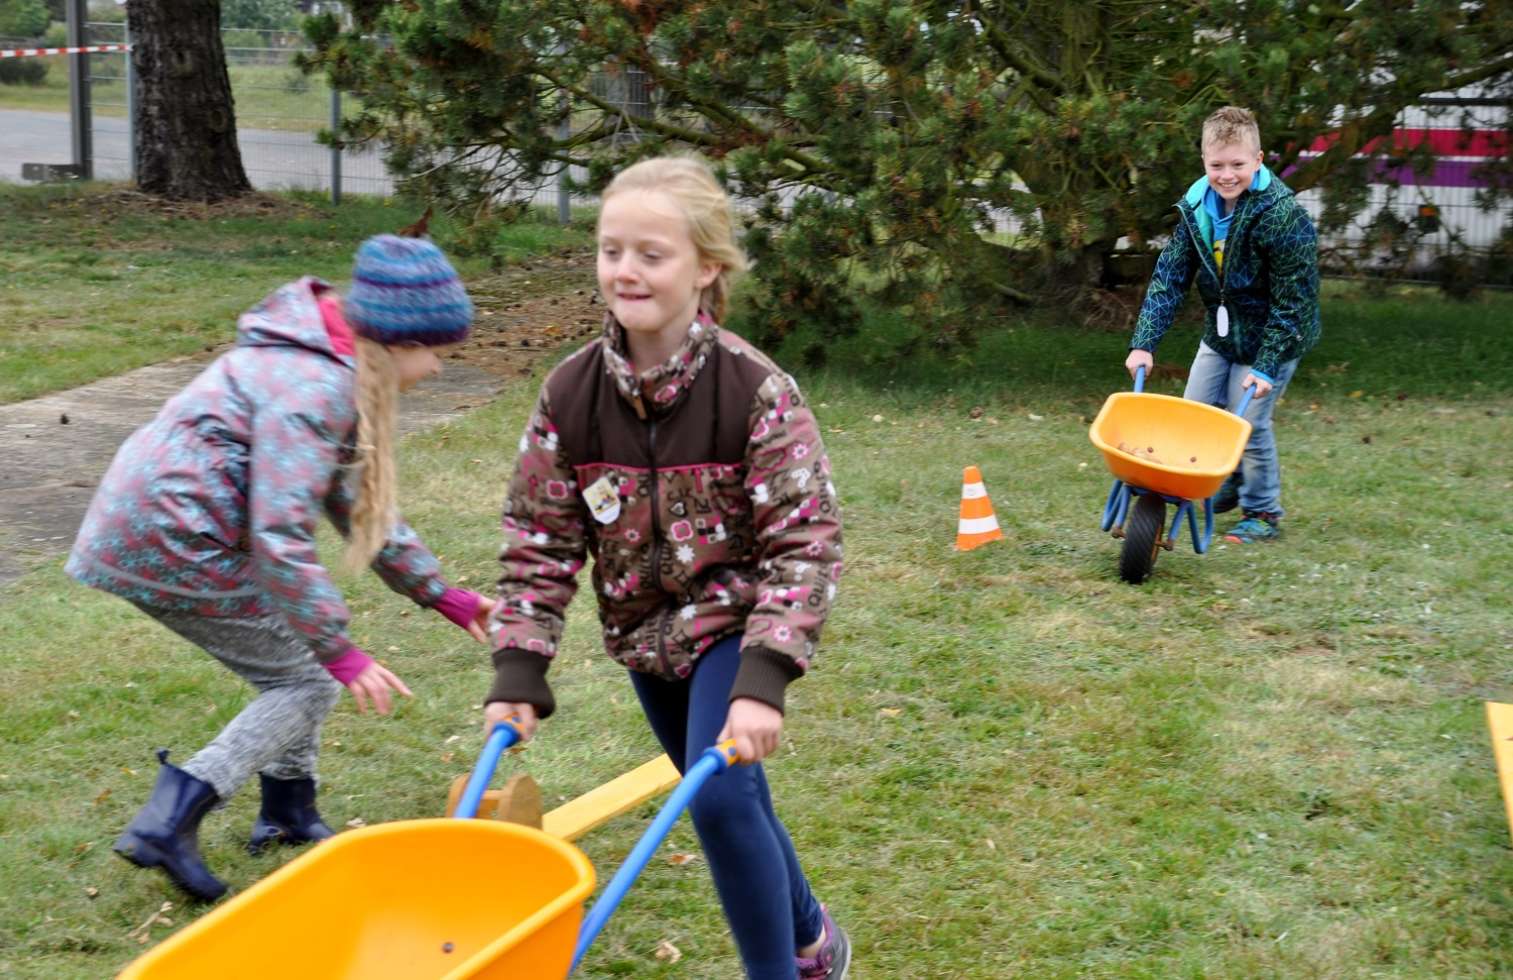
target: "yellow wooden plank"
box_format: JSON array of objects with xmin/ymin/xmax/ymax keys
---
[
  {"xmin": 1485, "ymin": 702, "xmax": 1513, "ymax": 842},
  {"xmin": 543, "ymin": 754, "xmax": 681, "ymax": 842}
]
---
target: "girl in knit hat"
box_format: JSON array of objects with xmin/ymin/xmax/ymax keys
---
[{"xmin": 67, "ymin": 234, "xmax": 490, "ymax": 903}]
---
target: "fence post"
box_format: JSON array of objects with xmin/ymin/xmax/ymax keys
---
[
  {"xmin": 557, "ymin": 93, "xmax": 571, "ymax": 225},
  {"xmin": 66, "ymin": 0, "xmax": 91, "ymax": 180},
  {"xmin": 124, "ymin": 16, "xmax": 135, "ymax": 181},
  {"xmin": 330, "ymin": 85, "xmax": 342, "ymax": 205}
]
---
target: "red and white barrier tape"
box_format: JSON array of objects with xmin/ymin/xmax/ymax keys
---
[{"xmin": 0, "ymin": 44, "xmax": 130, "ymax": 59}]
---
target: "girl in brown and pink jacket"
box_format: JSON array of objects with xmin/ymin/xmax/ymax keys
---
[{"xmin": 483, "ymin": 157, "xmax": 850, "ymax": 979}]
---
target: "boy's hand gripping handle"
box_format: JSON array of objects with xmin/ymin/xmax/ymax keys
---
[
  {"xmin": 454, "ymin": 717, "xmax": 527, "ymax": 820},
  {"xmin": 570, "ymin": 740, "xmax": 740, "ymax": 972}
]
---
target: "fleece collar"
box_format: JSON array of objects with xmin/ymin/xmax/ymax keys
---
[
  {"xmin": 600, "ymin": 312, "xmax": 719, "ymax": 419},
  {"xmin": 1184, "ymin": 165, "xmax": 1273, "ymax": 246}
]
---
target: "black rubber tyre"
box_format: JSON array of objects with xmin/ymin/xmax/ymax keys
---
[{"xmin": 1119, "ymin": 493, "xmax": 1166, "ymax": 584}]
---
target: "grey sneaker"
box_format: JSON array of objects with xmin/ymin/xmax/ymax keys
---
[{"xmin": 797, "ymin": 905, "xmax": 850, "ymax": 979}]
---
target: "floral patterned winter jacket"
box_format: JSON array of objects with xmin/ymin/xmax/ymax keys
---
[
  {"xmin": 66, "ymin": 278, "xmax": 451, "ymax": 664},
  {"xmin": 487, "ymin": 316, "xmax": 843, "ymax": 717}
]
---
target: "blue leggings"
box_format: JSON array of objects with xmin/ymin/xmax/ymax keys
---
[{"xmin": 630, "ymin": 635, "xmax": 822, "ymax": 980}]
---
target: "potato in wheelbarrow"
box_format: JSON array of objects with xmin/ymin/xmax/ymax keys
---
[
  {"xmin": 117, "ymin": 818, "xmax": 595, "ymax": 980},
  {"xmin": 1089, "ymin": 391, "xmax": 1252, "ymax": 502}
]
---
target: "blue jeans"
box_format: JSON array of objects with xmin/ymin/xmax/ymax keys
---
[
  {"xmin": 630, "ymin": 636, "xmax": 822, "ymax": 980},
  {"xmin": 1184, "ymin": 342, "xmax": 1300, "ymax": 518}
]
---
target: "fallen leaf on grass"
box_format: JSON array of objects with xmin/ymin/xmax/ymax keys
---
[
  {"xmin": 441, "ymin": 752, "xmax": 455, "ymax": 764},
  {"xmin": 878, "ymin": 707, "xmax": 902, "ymax": 718},
  {"xmin": 85, "ymin": 887, "xmax": 99, "ymax": 899},
  {"xmin": 128, "ymin": 901, "xmax": 174, "ymax": 944},
  {"xmin": 345, "ymin": 817, "xmax": 367, "ymax": 829},
  {"xmin": 93, "ymin": 788, "xmax": 111, "ymax": 806},
  {"xmin": 654, "ymin": 939, "xmax": 682, "ymax": 963},
  {"xmin": 667, "ymin": 852, "xmax": 700, "ymax": 866},
  {"xmin": 1348, "ymin": 390, "xmax": 1364, "ymax": 399},
  {"xmin": 1028, "ymin": 413, "xmax": 1044, "ymax": 421}
]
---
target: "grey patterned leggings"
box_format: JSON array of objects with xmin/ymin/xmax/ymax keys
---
[{"xmin": 141, "ymin": 606, "xmax": 343, "ymax": 801}]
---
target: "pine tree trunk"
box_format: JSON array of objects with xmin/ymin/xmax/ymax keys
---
[{"xmin": 127, "ymin": 0, "xmax": 250, "ymax": 201}]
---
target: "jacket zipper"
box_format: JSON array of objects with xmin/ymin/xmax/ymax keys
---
[
  {"xmin": 1183, "ymin": 196, "xmax": 1247, "ymax": 352},
  {"xmin": 646, "ymin": 416, "xmax": 672, "ymax": 675}
]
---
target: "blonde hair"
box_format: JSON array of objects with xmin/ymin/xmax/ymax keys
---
[
  {"xmin": 345, "ymin": 337, "xmax": 399, "ymax": 572},
  {"xmin": 601, "ymin": 156, "xmax": 748, "ymax": 322},
  {"xmin": 1202, "ymin": 106, "xmax": 1261, "ymax": 154}
]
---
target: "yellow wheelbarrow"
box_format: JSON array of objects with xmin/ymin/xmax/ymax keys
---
[
  {"xmin": 1089, "ymin": 366, "xmax": 1256, "ymax": 583},
  {"xmin": 118, "ymin": 721, "xmax": 738, "ymax": 979}
]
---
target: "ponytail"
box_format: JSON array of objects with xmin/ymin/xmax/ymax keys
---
[{"xmin": 345, "ymin": 338, "xmax": 399, "ymax": 572}]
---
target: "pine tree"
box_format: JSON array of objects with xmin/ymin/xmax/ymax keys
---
[{"xmin": 304, "ymin": 0, "xmax": 1513, "ymax": 345}]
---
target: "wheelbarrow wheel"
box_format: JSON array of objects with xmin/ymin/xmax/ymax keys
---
[{"xmin": 1119, "ymin": 493, "xmax": 1165, "ymax": 584}]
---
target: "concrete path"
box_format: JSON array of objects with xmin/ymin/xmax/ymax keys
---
[{"xmin": 0, "ymin": 354, "xmax": 501, "ymax": 586}]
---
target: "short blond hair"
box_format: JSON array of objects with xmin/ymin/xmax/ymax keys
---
[
  {"xmin": 602, "ymin": 156, "xmax": 748, "ymax": 323},
  {"xmin": 1202, "ymin": 106, "xmax": 1261, "ymax": 154}
]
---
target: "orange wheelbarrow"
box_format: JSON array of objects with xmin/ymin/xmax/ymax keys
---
[
  {"xmin": 1089, "ymin": 366, "xmax": 1255, "ymax": 583},
  {"xmin": 118, "ymin": 721, "xmax": 738, "ymax": 979}
]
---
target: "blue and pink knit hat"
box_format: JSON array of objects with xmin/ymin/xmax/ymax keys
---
[{"xmin": 346, "ymin": 234, "xmax": 473, "ymax": 346}]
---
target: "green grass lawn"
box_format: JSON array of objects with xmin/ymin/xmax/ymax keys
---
[
  {"xmin": 1, "ymin": 263, "xmax": 1511, "ymax": 975},
  {"xmin": 0, "ymin": 183, "xmax": 588, "ymax": 404}
]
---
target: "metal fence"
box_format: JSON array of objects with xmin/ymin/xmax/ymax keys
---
[
  {"xmin": 80, "ymin": 21, "xmax": 394, "ymax": 197},
  {"xmin": 4, "ymin": 23, "xmax": 1506, "ymax": 279}
]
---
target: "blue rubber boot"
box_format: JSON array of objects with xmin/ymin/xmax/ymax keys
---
[
  {"xmin": 248, "ymin": 774, "xmax": 335, "ymax": 854},
  {"xmin": 113, "ymin": 749, "xmax": 227, "ymax": 902}
]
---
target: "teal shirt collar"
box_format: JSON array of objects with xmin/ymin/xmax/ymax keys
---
[{"xmin": 1184, "ymin": 165, "xmax": 1271, "ymax": 246}]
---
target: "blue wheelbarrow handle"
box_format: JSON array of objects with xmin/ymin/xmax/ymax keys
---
[
  {"xmin": 454, "ymin": 718, "xmax": 527, "ymax": 820},
  {"xmin": 1234, "ymin": 382, "xmax": 1258, "ymax": 417},
  {"xmin": 571, "ymin": 741, "xmax": 740, "ymax": 973}
]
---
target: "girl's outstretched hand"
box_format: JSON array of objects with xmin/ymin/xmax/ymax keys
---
[
  {"xmin": 485, "ymin": 700, "xmax": 538, "ymax": 742},
  {"xmin": 719, "ymin": 697, "xmax": 783, "ymax": 763},
  {"xmin": 346, "ymin": 661, "xmax": 413, "ymax": 716},
  {"xmin": 464, "ymin": 595, "xmax": 497, "ymax": 643}
]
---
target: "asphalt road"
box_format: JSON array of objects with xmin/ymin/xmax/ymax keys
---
[{"xmin": 0, "ymin": 108, "xmax": 395, "ymax": 193}]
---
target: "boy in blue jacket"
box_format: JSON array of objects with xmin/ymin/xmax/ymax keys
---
[{"xmin": 1125, "ymin": 106, "xmax": 1321, "ymax": 543}]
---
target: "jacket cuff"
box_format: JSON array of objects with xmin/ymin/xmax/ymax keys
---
[
  {"xmin": 430, "ymin": 587, "xmax": 482, "ymax": 631},
  {"xmin": 322, "ymin": 646, "xmax": 372, "ymax": 685},
  {"xmin": 730, "ymin": 645, "xmax": 804, "ymax": 715},
  {"xmin": 487, "ymin": 647, "xmax": 557, "ymax": 719}
]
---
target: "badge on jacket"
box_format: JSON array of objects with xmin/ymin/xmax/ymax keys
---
[{"xmin": 583, "ymin": 475, "xmax": 622, "ymax": 524}]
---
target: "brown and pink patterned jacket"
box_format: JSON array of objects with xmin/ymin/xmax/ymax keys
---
[{"xmin": 487, "ymin": 315, "xmax": 843, "ymax": 717}]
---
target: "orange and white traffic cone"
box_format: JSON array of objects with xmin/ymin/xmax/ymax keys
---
[{"xmin": 955, "ymin": 465, "xmax": 1003, "ymax": 551}]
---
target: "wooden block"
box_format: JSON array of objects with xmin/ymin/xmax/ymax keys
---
[
  {"xmin": 1486, "ymin": 702, "xmax": 1513, "ymax": 842},
  {"xmin": 542, "ymin": 754, "xmax": 681, "ymax": 842},
  {"xmin": 445, "ymin": 772, "xmax": 544, "ymax": 829}
]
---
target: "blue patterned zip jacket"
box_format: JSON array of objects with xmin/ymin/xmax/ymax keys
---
[
  {"xmin": 66, "ymin": 278, "xmax": 450, "ymax": 664},
  {"xmin": 1129, "ymin": 166, "xmax": 1321, "ymax": 380}
]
